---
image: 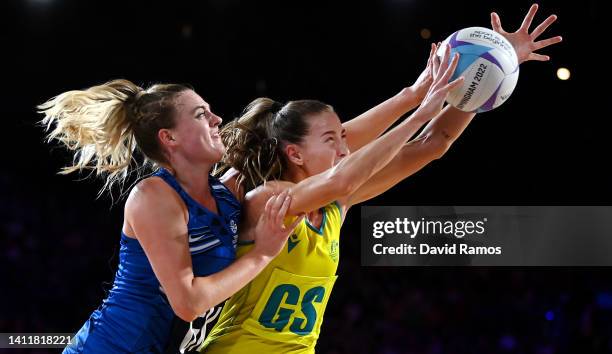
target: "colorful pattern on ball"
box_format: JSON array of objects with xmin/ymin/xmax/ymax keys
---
[{"xmin": 438, "ymin": 27, "xmax": 519, "ymax": 113}]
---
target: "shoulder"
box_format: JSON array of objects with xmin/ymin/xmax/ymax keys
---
[
  {"xmin": 220, "ymin": 168, "xmax": 295, "ymax": 205},
  {"xmin": 244, "ymin": 180, "xmax": 295, "ymax": 209},
  {"xmin": 125, "ymin": 176, "xmax": 187, "ymax": 228},
  {"xmin": 219, "ymin": 168, "xmax": 245, "ymax": 202},
  {"xmin": 126, "ymin": 176, "xmax": 176, "ymax": 206},
  {"xmin": 235, "ymin": 180, "xmax": 299, "ymax": 241},
  {"xmin": 238, "ymin": 180, "xmax": 297, "ymax": 228}
]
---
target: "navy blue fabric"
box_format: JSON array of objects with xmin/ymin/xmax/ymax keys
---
[{"xmin": 64, "ymin": 169, "xmax": 241, "ymax": 353}]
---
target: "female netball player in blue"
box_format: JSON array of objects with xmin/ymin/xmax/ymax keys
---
[
  {"xmin": 201, "ymin": 4, "xmax": 561, "ymax": 353},
  {"xmin": 39, "ymin": 82, "xmax": 304, "ymax": 353}
]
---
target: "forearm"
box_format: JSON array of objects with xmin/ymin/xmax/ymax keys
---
[
  {"xmin": 290, "ymin": 48, "xmax": 459, "ymax": 211},
  {"xmin": 343, "ymin": 87, "xmax": 421, "ymax": 152},
  {"xmin": 416, "ymin": 105, "xmax": 476, "ymax": 146},
  {"xmin": 279, "ymin": 110, "xmax": 429, "ymax": 214},
  {"xmin": 332, "ymin": 109, "xmax": 429, "ymax": 194},
  {"xmin": 347, "ymin": 135, "xmax": 444, "ymax": 205},
  {"xmin": 187, "ymin": 250, "xmax": 270, "ymax": 319},
  {"xmin": 348, "ymin": 107, "xmax": 478, "ymax": 206}
]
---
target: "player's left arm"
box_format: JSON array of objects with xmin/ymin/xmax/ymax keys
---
[
  {"xmin": 345, "ymin": 3, "xmax": 562, "ymax": 207},
  {"xmin": 346, "ymin": 105, "xmax": 475, "ymax": 206},
  {"xmin": 342, "ymin": 43, "xmax": 437, "ymax": 152}
]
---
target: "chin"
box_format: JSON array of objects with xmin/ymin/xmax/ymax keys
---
[
  {"xmin": 213, "ymin": 145, "xmax": 226, "ymax": 159},
  {"xmin": 200, "ymin": 145, "xmax": 224, "ymax": 165},
  {"xmin": 217, "ymin": 143, "xmax": 226, "ymax": 153}
]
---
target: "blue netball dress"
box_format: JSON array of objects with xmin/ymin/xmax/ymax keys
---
[{"xmin": 64, "ymin": 168, "xmax": 241, "ymax": 354}]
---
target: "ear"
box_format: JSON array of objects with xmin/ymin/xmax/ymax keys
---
[
  {"xmin": 284, "ymin": 144, "xmax": 304, "ymax": 166},
  {"xmin": 158, "ymin": 129, "xmax": 178, "ymax": 147}
]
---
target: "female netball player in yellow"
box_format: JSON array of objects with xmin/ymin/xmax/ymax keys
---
[{"xmin": 201, "ymin": 4, "xmax": 561, "ymax": 353}]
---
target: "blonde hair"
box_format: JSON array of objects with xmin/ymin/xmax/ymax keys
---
[{"xmin": 38, "ymin": 79, "xmax": 190, "ymax": 196}]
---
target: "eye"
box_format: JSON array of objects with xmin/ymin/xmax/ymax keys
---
[{"xmin": 196, "ymin": 111, "xmax": 211, "ymax": 120}]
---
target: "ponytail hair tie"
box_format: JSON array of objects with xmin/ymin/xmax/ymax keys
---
[
  {"xmin": 270, "ymin": 101, "xmax": 284, "ymax": 115},
  {"xmin": 125, "ymin": 88, "xmax": 147, "ymax": 115},
  {"xmin": 264, "ymin": 137, "xmax": 279, "ymax": 148}
]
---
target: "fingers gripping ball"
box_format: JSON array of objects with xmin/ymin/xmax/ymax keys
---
[{"xmin": 437, "ymin": 27, "xmax": 519, "ymax": 113}]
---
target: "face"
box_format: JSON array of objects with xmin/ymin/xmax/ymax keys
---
[
  {"xmin": 286, "ymin": 110, "xmax": 349, "ymax": 177},
  {"xmin": 162, "ymin": 90, "xmax": 224, "ymax": 164}
]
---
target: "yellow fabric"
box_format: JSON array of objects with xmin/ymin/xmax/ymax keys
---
[{"xmin": 200, "ymin": 202, "xmax": 342, "ymax": 354}]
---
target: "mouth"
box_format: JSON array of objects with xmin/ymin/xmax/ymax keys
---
[{"xmin": 211, "ymin": 131, "xmax": 221, "ymax": 140}]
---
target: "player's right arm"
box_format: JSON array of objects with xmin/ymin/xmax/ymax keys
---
[
  {"xmin": 273, "ymin": 49, "xmax": 461, "ymax": 217},
  {"xmin": 346, "ymin": 5, "xmax": 563, "ymax": 206},
  {"xmin": 346, "ymin": 105, "xmax": 476, "ymax": 205},
  {"xmin": 345, "ymin": 4, "xmax": 563, "ymax": 206},
  {"xmin": 125, "ymin": 177, "xmax": 298, "ymax": 322}
]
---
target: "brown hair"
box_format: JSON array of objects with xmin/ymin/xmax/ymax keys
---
[{"xmin": 216, "ymin": 97, "xmax": 333, "ymax": 193}]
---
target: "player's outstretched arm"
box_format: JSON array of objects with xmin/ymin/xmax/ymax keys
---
[
  {"xmin": 249, "ymin": 48, "xmax": 463, "ymax": 217},
  {"xmin": 346, "ymin": 4, "xmax": 563, "ymax": 206}
]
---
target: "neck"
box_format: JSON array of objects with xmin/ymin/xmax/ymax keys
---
[
  {"xmin": 281, "ymin": 165, "xmax": 323, "ymax": 224},
  {"xmin": 281, "ymin": 165, "xmax": 308, "ymax": 184},
  {"xmin": 163, "ymin": 158, "xmax": 214, "ymax": 199},
  {"xmin": 282, "ymin": 165, "xmax": 323, "ymax": 221}
]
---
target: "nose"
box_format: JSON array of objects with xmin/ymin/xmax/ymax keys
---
[
  {"xmin": 211, "ymin": 113, "xmax": 222, "ymax": 127},
  {"xmin": 337, "ymin": 141, "xmax": 349, "ymax": 158}
]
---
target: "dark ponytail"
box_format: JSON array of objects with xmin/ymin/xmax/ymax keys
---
[{"xmin": 216, "ymin": 97, "xmax": 333, "ymax": 193}]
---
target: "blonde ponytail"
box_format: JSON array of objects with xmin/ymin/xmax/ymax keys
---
[{"xmin": 39, "ymin": 79, "xmax": 190, "ymax": 196}]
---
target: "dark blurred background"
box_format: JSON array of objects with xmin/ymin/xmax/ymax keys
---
[{"xmin": 1, "ymin": 0, "xmax": 610, "ymax": 353}]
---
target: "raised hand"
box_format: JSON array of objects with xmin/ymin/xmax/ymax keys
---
[
  {"xmin": 414, "ymin": 44, "xmax": 464, "ymax": 122},
  {"xmin": 409, "ymin": 43, "xmax": 438, "ymax": 101},
  {"xmin": 491, "ymin": 3, "xmax": 562, "ymax": 64}
]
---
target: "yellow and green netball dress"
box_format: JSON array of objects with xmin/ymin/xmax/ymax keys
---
[{"xmin": 200, "ymin": 201, "xmax": 342, "ymax": 354}]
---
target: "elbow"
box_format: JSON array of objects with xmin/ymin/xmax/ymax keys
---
[
  {"xmin": 327, "ymin": 171, "xmax": 357, "ymax": 198},
  {"xmin": 170, "ymin": 295, "xmax": 200, "ymax": 322},
  {"xmin": 168, "ymin": 289, "xmax": 212, "ymax": 323},
  {"xmin": 173, "ymin": 305, "xmax": 199, "ymax": 323},
  {"xmin": 423, "ymin": 133, "xmax": 452, "ymax": 161}
]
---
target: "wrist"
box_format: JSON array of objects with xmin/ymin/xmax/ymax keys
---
[
  {"xmin": 249, "ymin": 246, "xmax": 275, "ymax": 264},
  {"xmin": 409, "ymin": 108, "xmax": 432, "ymax": 125},
  {"xmin": 396, "ymin": 86, "xmax": 421, "ymax": 111}
]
